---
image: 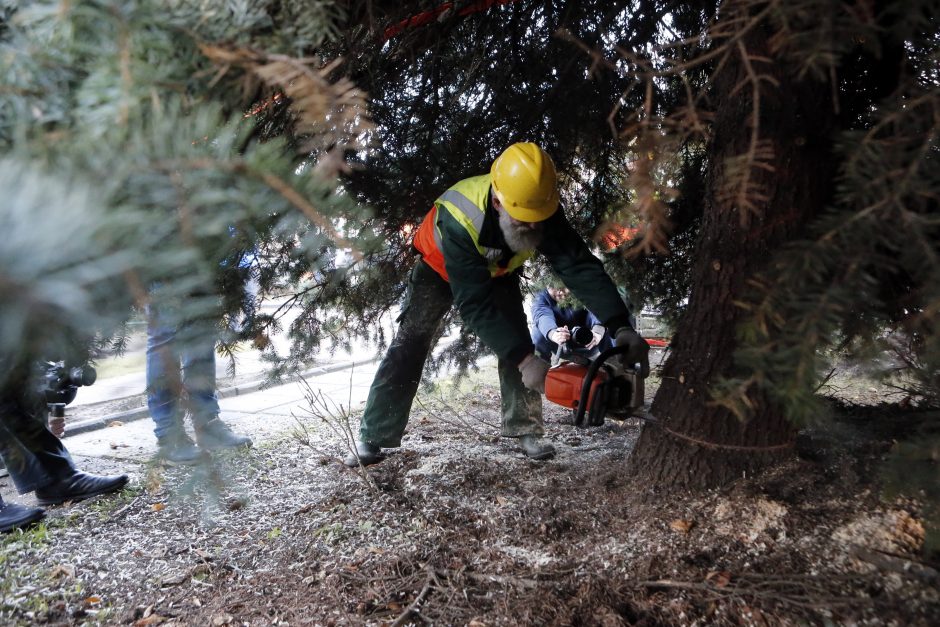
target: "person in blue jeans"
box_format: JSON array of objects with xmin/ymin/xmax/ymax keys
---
[
  {"xmin": 530, "ymin": 284, "xmax": 614, "ymax": 361},
  {"xmin": 146, "ymin": 300, "xmax": 251, "ymax": 464}
]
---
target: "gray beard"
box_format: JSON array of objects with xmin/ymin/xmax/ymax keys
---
[{"xmin": 498, "ymin": 209, "xmax": 544, "ymax": 252}]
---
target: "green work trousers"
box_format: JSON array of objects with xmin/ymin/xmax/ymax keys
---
[{"xmin": 359, "ymin": 260, "xmax": 543, "ymax": 447}]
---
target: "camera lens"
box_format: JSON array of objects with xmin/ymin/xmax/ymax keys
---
[
  {"xmin": 67, "ymin": 366, "xmax": 97, "ymax": 387},
  {"xmin": 80, "ymin": 366, "xmax": 97, "ymax": 387},
  {"xmin": 570, "ymin": 326, "xmax": 593, "ymax": 347}
]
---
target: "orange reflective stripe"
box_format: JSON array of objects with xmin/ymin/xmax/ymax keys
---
[
  {"xmin": 413, "ymin": 206, "xmax": 449, "ymax": 280},
  {"xmin": 414, "ymin": 175, "xmax": 535, "ymax": 282}
]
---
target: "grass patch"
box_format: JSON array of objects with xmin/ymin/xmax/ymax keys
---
[
  {"xmin": 82, "ymin": 487, "xmax": 144, "ymax": 521},
  {"xmin": 92, "ymin": 350, "xmax": 147, "ymax": 380},
  {"xmin": 0, "ymin": 519, "xmax": 52, "ymax": 561},
  {"xmin": 0, "ymin": 521, "xmax": 54, "ymax": 625}
]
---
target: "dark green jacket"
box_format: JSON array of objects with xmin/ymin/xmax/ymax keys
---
[{"xmin": 433, "ymin": 186, "xmax": 632, "ymax": 364}]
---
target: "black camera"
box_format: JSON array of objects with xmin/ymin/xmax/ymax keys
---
[
  {"xmin": 38, "ymin": 361, "xmax": 97, "ymax": 406},
  {"xmin": 568, "ymin": 326, "xmax": 594, "ymax": 348},
  {"xmin": 554, "ymin": 326, "xmax": 597, "ymax": 362},
  {"xmin": 35, "ymin": 361, "xmax": 97, "ymax": 436}
]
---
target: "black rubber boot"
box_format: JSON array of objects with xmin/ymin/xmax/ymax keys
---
[
  {"xmin": 0, "ymin": 498, "xmax": 44, "ymax": 533},
  {"xmin": 195, "ymin": 418, "xmax": 252, "ymax": 451},
  {"xmin": 343, "ymin": 440, "xmax": 384, "ymax": 467},
  {"xmin": 156, "ymin": 429, "xmax": 205, "ymax": 465},
  {"xmin": 35, "ymin": 472, "xmax": 129, "ymax": 506},
  {"xmin": 520, "ymin": 435, "xmax": 555, "ymax": 460}
]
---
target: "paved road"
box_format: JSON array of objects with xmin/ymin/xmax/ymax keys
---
[
  {"xmin": 58, "ymin": 317, "xmax": 460, "ymax": 468},
  {"xmin": 72, "ymin": 297, "xmax": 390, "ymax": 408},
  {"xmin": 0, "ymin": 355, "xmax": 388, "ymax": 505},
  {"xmin": 63, "ymin": 356, "xmax": 384, "ymax": 465}
]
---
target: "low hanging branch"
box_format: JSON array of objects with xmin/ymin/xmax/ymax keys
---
[
  {"xmin": 191, "ymin": 43, "xmax": 372, "ymax": 260},
  {"xmin": 719, "ymin": 39, "xmax": 778, "ymax": 226},
  {"xmin": 560, "ymin": 0, "xmax": 792, "ymax": 255},
  {"xmin": 153, "ymin": 157, "xmax": 364, "ymax": 262},
  {"xmin": 198, "ymin": 43, "xmax": 373, "ymax": 179},
  {"xmin": 254, "ymin": 169, "xmax": 365, "ymax": 263}
]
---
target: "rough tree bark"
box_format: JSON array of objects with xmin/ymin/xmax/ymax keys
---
[{"xmin": 626, "ymin": 20, "xmax": 838, "ymax": 488}]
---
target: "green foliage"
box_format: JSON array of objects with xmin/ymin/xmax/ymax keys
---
[
  {"xmin": 327, "ymin": 0, "xmax": 704, "ymax": 372},
  {"xmin": 0, "ymin": 0, "xmax": 376, "ymax": 382},
  {"xmin": 2, "ymin": 0, "xmax": 934, "ymax": 523},
  {"xmin": 2, "ymin": 0, "xmax": 702, "ymax": 383},
  {"xmin": 0, "ymin": 160, "xmax": 141, "ymax": 368},
  {"xmin": 654, "ymin": 0, "xmax": 940, "ymax": 532},
  {"xmin": 725, "ymin": 5, "xmax": 939, "ymax": 421},
  {"xmin": 604, "ymin": 144, "xmax": 707, "ymax": 324}
]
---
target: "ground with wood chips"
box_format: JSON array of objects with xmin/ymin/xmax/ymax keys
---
[{"xmin": 1, "ymin": 364, "xmax": 937, "ymax": 626}]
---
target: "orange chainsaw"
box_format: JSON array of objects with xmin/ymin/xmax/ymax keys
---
[{"xmin": 544, "ymin": 345, "xmax": 645, "ymax": 427}]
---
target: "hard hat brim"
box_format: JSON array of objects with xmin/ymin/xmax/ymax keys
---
[{"xmin": 494, "ymin": 188, "xmax": 559, "ymax": 223}]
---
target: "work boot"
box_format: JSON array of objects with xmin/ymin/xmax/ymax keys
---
[
  {"xmin": 156, "ymin": 429, "xmax": 204, "ymax": 465},
  {"xmin": 343, "ymin": 440, "xmax": 384, "ymax": 467},
  {"xmin": 520, "ymin": 435, "xmax": 555, "ymax": 460},
  {"xmin": 195, "ymin": 418, "xmax": 252, "ymax": 451},
  {"xmin": 35, "ymin": 472, "xmax": 129, "ymax": 506},
  {"xmin": 0, "ymin": 498, "xmax": 44, "ymax": 533}
]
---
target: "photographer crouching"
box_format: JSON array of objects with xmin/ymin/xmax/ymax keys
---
[
  {"xmin": 0, "ymin": 355, "xmax": 128, "ymax": 533},
  {"xmin": 529, "ymin": 281, "xmax": 614, "ymax": 363}
]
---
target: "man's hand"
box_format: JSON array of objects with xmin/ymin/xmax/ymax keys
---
[
  {"xmin": 585, "ymin": 324, "xmax": 606, "ymax": 350},
  {"xmin": 48, "ymin": 416, "xmax": 66, "ymax": 438},
  {"xmin": 518, "ymin": 353, "xmax": 550, "ymax": 393},
  {"xmin": 614, "ymin": 327, "xmax": 650, "ymax": 377},
  {"xmin": 547, "ymin": 327, "xmax": 570, "ymax": 345}
]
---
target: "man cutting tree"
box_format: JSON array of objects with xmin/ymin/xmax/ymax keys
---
[{"xmin": 346, "ymin": 142, "xmax": 649, "ymax": 466}]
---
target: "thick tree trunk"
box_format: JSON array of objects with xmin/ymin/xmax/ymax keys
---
[{"xmin": 627, "ymin": 21, "xmax": 837, "ymax": 488}]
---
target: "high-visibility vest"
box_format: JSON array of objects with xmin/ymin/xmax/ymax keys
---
[{"xmin": 413, "ymin": 174, "xmax": 534, "ymax": 282}]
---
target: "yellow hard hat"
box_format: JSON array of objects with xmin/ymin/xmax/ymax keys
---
[{"xmin": 491, "ymin": 142, "xmax": 559, "ymax": 222}]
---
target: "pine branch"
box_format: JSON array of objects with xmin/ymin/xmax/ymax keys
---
[{"xmin": 198, "ymin": 43, "xmax": 373, "ymax": 165}]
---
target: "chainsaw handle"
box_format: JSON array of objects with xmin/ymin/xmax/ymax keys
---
[{"xmin": 573, "ymin": 344, "xmax": 634, "ymax": 427}]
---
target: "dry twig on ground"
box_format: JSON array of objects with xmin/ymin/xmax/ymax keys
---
[{"xmin": 293, "ymin": 375, "xmax": 377, "ymax": 492}]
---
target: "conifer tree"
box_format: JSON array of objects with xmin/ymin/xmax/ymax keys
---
[
  {"xmin": 338, "ymin": 0, "xmax": 937, "ymax": 515},
  {"xmin": 0, "ymin": 0, "xmax": 374, "ymax": 382},
  {"xmin": 2, "ymin": 0, "xmax": 936, "ymax": 528},
  {"xmin": 604, "ymin": 0, "xmax": 939, "ymax": 500}
]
